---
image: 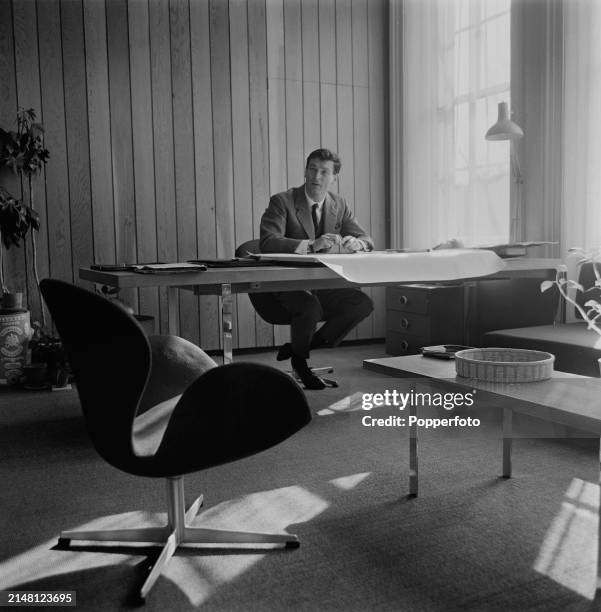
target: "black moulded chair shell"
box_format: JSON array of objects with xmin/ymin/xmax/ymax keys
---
[{"xmin": 39, "ymin": 278, "xmax": 311, "ymax": 602}]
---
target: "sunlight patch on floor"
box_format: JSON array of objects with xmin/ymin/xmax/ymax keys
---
[
  {"xmin": 534, "ymin": 478, "xmax": 597, "ymax": 600},
  {"xmin": 0, "ymin": 484, "xmax": 330, "ymax": 607},
  {"xmin": 318, "ymin": 392, "xmax": 365, "ymax": 415},
  {"xmin": 330, "ymin": 472, "xmax": 371, "ymax": 490}
]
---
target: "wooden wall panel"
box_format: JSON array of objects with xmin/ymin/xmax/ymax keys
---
[
  {"xmin": 149, "ymin": 0, "xmax": 178, "ymax": 333},
  {"xmin": 61, "ymin": 0, "xmax": 93, "ymax": 290},
  {"xmin": 38, "ymin": 0, "xmax": 72, "ymax": 287},
  {"xmin": 230, "ymin": 0, "xmax": 256, "ymax": 349},
  {"xmin": 301, "ymin": 0, "xmax": 321, "ymax": 153},
  {"xmin": 170, "ymin": 0, "xmax": 200, "ymax": 343},
  {"xmin": 0, "ymin": 0, "xmax": 25, "ymax": 298},
  {"xmin": 83, "ymin": 0, "xmax": 115, "ymax": 267},
  {"xmin": 14, "ymin": 0, "xmax": 47, "ymax": 314},
  {"xmin": 190, "ymin": 0, "xmax": 219, "ymax": 349},
  {"xmin": 0, "ymin": 0, "xmax": 388, "ymax": 349},
  {"xmin": 106, "ymin": 0, "xmax": 137, "ymax": 310},
  {"xmin": 266, "ymin": 0, "xmax": 290, "ymax": 349},
  {"xmin": 248, "ymin": 0, "xmax": 274, "ymax": 348},
  {"xmin": 128, "ymin": 0, "xmax": 159, "ymax": 323}
]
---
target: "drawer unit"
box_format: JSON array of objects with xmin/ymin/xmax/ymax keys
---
[{"xmin": 385, "ymin": 284, "xmax": 465, "ymax": 355}]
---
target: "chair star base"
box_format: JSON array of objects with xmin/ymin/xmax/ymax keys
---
[{"xmin": 57, "ymin": 478, "xmax": 299, "ymax": 601}]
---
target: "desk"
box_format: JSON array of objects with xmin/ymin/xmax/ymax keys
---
[
  {"xmin": 79, "ymin": 256, "xmax": 560, "ymax": 363},
  {"xmin": 362, "ymin": 353, "xmax": 601, "ymax": 592}
]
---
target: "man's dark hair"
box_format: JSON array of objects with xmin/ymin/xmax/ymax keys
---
[{"xmin": 305, "ymin": 148, "xmax": 341, "ymax": 174}]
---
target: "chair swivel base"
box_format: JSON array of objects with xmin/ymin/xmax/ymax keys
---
[{"xmin": 57, "ymin": 478, "xmax": 299, "ymax": 601}]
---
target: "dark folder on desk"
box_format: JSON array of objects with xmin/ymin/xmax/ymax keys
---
[
  {"xmin": 133, "ymin": 263, "xmax": 207, "ymax": 274},
  {"xmin": 188, "ymin": 258, "xmax": 275, "ymax": 268}
]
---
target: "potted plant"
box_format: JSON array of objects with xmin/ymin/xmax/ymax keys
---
[
  {"xmin": 541, "ymin": 249, "xmax": 601, "ymax": 332},
  {"xmin": 0, "ymin": 107, "xmax": 49, "ymax": 326},
  {"xmin": 0, "ymin": 185, "xmax": 39, "ymax": 308},
  {"xmin": 541, "ymin": 248, "xmax": 601, "ymax": 374}
]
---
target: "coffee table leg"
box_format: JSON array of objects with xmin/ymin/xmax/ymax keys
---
[
  {"xmin": 409, "ymin": 401, "xmax": 418, "ymax": 496},
  {"xmin": 502, "ymin": 407, "xmax": 512, "ymax": 478}
]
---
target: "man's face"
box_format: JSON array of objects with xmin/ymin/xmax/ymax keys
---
[{"xmin": 304, "ymin": 159, "xmax": 337, "ymax": 201}]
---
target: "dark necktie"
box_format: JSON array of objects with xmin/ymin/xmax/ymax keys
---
[{"xmin": 311, "ymin": 203, "xmax": 320, "ymax": 237}]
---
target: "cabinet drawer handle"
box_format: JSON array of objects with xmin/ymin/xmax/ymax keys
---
[
  {"xmin": 400, "ymin": 340, "xmax": 409, "ymax": 351},
  {"xmin": 399, "ymin": 295, "xmax": 408, "ymax": 305},
  {"xmin": 400, "ymin": 318, "xmax": 410, "ymax": 329}
]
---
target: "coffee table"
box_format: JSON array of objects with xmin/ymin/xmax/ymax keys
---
[{"xmin": 363, "ymin": 354, "xmax": 601, "ymax": 590}]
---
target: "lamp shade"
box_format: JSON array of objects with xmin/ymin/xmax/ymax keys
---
[{"xmin": 485, "ymin": 102, "xmax": 524, "ymax": 141}]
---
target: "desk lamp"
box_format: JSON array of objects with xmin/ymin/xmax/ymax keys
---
[{"xmin": 486, "ymin": 101, "xmax": 524, "ymax": 242}]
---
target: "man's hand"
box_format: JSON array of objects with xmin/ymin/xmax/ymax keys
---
[
  {"xmin": 341, "ymin": 235, "xmax": 365, "ymax": 253},
  {"xmin": 432, "ymin": 238, "xmax": 464, "ymax": 250},
  {"xmin": 312, "ymin": 233, "xmax": 342, "ymax": 253}
]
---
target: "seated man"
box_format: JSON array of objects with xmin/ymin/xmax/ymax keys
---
[{"xmin": 259, "ymin": 148, "xmax": 374, "ymax": 390}]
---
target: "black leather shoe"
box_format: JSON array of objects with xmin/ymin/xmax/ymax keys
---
[
  {"xmin": 291, "ymin": 356, "xmax": 327, "ymax": 390},
  {"xmin": 276, "ymin": 343, "xmax": 293, "ymax": 361}
]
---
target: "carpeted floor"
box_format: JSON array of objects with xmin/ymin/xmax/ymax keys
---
[{"xmin": 1, "ymin": 342, "xmax": 600, "ymax": 611}]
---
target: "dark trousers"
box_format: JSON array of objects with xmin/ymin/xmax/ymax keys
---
[{"xmin": 271, "ymin": 288, "xmax": 374, "ymax": 358}]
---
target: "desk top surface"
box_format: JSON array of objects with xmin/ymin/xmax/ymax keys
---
[
  {"xmin": 363, "ymin": 354, "xmax": 601, "ymax": 432},
  {"xmin": 79, "ymin": 256, "xmax": 561, "ymax": 289}
]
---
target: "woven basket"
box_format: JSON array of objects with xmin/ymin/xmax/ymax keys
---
[{"xmin": 454, "ymin": 348, "xmax": 555, "ymax": 383}]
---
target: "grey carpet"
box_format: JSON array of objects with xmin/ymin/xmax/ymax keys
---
[{"xmin": 0, "ymin": 343, "xmax": 599, "ymax": 611}]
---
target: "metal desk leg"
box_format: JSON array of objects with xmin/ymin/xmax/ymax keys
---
[
  {"xmin": 167, "ymin": 287, "xmax": 177, "ymax": 336},
  {"xmin": 502, "ymin": 407, "xmax": 513, "ymax": 478},
  {"xmin": 409, "ymin": 400, "xmax": 418, "ymax": 496},
  {"xmin": 221, "ymin": 283, "xmax": 233, "ymax": 364}
]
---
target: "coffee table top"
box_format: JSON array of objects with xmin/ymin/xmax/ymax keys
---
[{"xmin": 363, "ymin": 354, "xmax": 601, "ymax": 434}]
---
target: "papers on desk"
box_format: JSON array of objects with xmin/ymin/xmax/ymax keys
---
[
  {"xmin": 132, "ymin": 262, "xmax": 207, "ymax": 274},
  {"xmin": 256, "ymin": 249, "xmax": 505, "ymax": 284}
]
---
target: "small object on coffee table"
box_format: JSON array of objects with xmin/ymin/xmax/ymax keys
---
[{"xmin": 454, "ymin": 347, "xmax": 555, "ymax": 383}]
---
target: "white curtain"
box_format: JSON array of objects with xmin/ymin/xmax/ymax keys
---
[
  {"xmin": 402, "ymin": 0, "xmax": 511, "ymax": 249},
  {"xmin": 562, "ymin": 0, "xmax": 601, "ymax": 252}
]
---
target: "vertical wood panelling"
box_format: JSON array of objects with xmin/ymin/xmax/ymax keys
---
[
  {"xmin": 83, "ymin": 0, "xmax": 115, "ymax": 266},
  {"xmin": 170, "ymin": 0, "xmax": 200, "ymax": 343},
  {"xmin": 266, "ymin": 0, "xmax": 290, "ymax": 348},
  {"xmin": 210, "ymin": 0, "xmax": 235, "ymax": 263},
  {"xmin": 190, "ymin": 0, "xmax": 219, "ymax": 349},
  {"xmin": 106, "ymin": 0, "xmax": 137, "ymax": 311},
  {"xmin": 210, "ymin": 0, "xmax": 235, "ymax": 349},
  {"xmin": 1, "ymin": 0, "xmax": 387, "ymax": 348},
  {"xmin": 301, "ymin": 0, "xmax": 321, "ymax": 153},
  {"xmin": 128, "ymin": 0, "xmax": 159, "ymax": 323},
  {"xmin": 248, "ymin": 0, "xmax": 274, "ymax": 347},
  {"xmin": 14, "ymin": 0, "xmax": 48, "ymax": 314},
  {"xmin": 61, "ymin": 0, "xmax": 93, "ymax": 289},
  {"xmin": 149, "ymin": 0, "xmax": 178, "ymax": 333},
  {"xmin": 319, "ymin": 0, "xmax": 338, "ymax": 160},
  {"xmin": 0, "ymin": 0, "xmax": 25, "ymax": 298},
  {"xmin": 284, "ymin": 0, "xmax": 304, "ymax": 186},
  {"xmin": 229, "ymin": 0, "xmax": 255, "ymax": 349},
  {"xmin": 38, "ymin": 0, "xmax": 72, "ymax": 287}
]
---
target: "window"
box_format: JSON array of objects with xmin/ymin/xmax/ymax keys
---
[{"xmin": 402, "ymin": 0, "xmax": 511, "ymax": 248}]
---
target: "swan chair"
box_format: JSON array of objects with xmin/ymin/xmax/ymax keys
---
[{"xmin": 39, "ymin": 278, "xmax": 311, "ymax": 602}]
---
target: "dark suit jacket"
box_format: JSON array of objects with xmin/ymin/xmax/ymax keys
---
[{"xmin": 259, "ymin": 186, "xmax": 374, "ymax": 253}]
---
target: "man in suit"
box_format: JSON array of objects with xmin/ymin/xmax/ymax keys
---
[{"xmin": 259, "ymin": 148, "xmax": 374, "ymax": 390}]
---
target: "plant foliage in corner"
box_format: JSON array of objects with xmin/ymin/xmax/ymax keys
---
[
  {"xmin": 0, "ymin": 108, "xmax": 49, "ymax": 324},
  {"xmin": 541, "ymin": 248, "xmax": 601, "ymax": 337},
  {"xmin": 0, "ymin": 186, "xmax": 40, "ymax": 294}
]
